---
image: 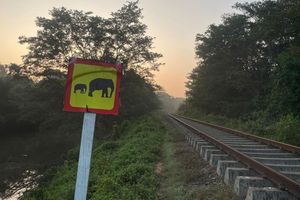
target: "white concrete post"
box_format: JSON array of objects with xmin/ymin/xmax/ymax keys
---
[{"xmin": 74, "ymin": 112, "xmax": 96, "ymax": 200}]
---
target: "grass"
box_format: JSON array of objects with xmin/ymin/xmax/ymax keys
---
[
  {"xmin": 21, "ymin": 112, "xmax": 240, "ymax": 200},
  {"xmin": 21, "ymin": 114, "xmax": 164, "ymax": 200}
]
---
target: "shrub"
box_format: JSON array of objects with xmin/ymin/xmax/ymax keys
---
[{"xmin": 275, "ymin": 114, "xmax": 300, "ymax": 146}]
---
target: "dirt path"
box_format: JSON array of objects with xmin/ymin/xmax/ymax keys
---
[{"xmin": 157, "ymin": 118, "xmax": 239, "ymax": 200}]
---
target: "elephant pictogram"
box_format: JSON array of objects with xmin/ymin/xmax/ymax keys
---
[
  {"xmin": 74, "ymin": 84, "xmax": 87, "ymax": 94},
  {"xmin": 88, "ymin": 78, "xmax": 114, "ymax": 98}
]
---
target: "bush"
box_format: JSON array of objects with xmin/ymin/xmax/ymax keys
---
[
  {"xmin": 275, "ymin": 114, "xmax": 300, "ymax": 146},
  {"xmin": 22, "ymin": 114, "xmax": 164, "ymax": 200}
]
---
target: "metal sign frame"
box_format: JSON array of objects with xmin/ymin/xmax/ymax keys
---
[{"xmin": 64, "ymin": 58, "xmax": 122, "ymax": 115}]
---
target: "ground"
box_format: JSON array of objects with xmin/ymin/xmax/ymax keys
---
[
  {"xmin": 158, "ymin": 118, "xmax": 239, "ymax": 200},
  {"xmin": 8, "ymin": 114, "xmax": 239, "ymax": 200}
]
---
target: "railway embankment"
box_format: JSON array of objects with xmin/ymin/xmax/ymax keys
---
[{"xmin": 169, "ymin": 114, "xmax": 300, "ymax": 200}]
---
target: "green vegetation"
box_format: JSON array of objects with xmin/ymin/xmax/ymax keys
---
[
  {"xmin": 20, "ymin": 114, "xmax": 239, "ymax": 200},
  {"xmin": 0, "ymin": 1, "xmax": 162, "ymax": 195},
  {"xmin": 19, "ymin": 1, "xmax": 162, "ymax": 78},
  {"xmin": 181, "ymin": 110, "xmax": 300, "ymax": 146},
  {"xmin": 181, "ymin": 0, "xmax": 300, "ymax": 146},
  {"xmin": 22, "ymin": 114, "xmax": 164, "ymax": 200}
]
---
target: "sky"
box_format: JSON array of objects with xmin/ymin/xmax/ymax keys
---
[{"xmin": 0, "ymin": 0, "xmax": 255, "ymax": 97}]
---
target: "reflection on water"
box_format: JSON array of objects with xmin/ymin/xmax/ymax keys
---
[
  {"xmin": 2, "ymin": 170, "xmax": 41, "ymax": 200},
  {"xmin": 0, "ymin": 133, "xmax": 79, "ymax": 200}
]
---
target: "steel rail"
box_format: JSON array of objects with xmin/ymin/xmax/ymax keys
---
[
  {"xmin": 169, "ymin": 114, "xmax": 300, "ymax": 198},
  {"xmin": 174, "ymin": 114, "xmax": 300, "ymax": 154}
]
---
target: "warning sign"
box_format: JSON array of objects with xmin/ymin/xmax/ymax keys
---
[{"xmin": 64, "ymin": 58, "xmax": 122, "ymax": 115}]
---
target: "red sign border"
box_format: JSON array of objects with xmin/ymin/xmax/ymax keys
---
[{"xmin": 63, "ymin": 58, "xmax": 122, "ymax": 115}]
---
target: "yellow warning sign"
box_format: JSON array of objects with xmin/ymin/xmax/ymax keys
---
[{"xmin": 64, "ymin": 58, "xmax": 122, "ymax": 115}]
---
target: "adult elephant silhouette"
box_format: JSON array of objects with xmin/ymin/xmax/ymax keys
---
[{"xmin": 88, "ymin": 78, "xmax": 114, "ymax": 98}]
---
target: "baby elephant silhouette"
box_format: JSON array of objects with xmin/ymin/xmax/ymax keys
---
[
  {"xmin": 74, "ymin": 84, "xmax": 87, "ymax": 94},
  {"xmin": 88, "ymin": 78, "xmax": 114, "ymax": 98}
]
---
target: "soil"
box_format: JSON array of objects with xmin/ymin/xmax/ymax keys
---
[{"xmin": 158, "ymin": 118, "xmax": 239, "ymax": 200}]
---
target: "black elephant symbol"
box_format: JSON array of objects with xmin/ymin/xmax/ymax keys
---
[
  {"xmin": 74, "ymin": 84, "xmax": 87, "ymax": 94},
  {"xmin": 88, "ymin": 78, "xmax": 114, "ymax": 98}
]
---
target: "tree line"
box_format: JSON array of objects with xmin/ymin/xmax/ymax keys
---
[{"xmin": 180, "ymin": 0, "xmax": 300, "ymax": 145}]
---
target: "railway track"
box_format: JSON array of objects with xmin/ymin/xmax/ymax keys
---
[{"xmin": 168, "ymin": 114, "xmax": 300, "ymax": 200}]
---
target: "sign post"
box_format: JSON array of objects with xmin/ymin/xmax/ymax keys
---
[
  {"xmin": 63, "ymin": 58, "xmax": 122, "ymax": 200},
  {"xmin": 74, "ymin": 112, "xmax": 96, "ymax": 200}
]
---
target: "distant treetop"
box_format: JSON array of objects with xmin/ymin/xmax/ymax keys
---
[{"xmin": 19, "ymin": 1, "xmax": 163, "ymax": 79}]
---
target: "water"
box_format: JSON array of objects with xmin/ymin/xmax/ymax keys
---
[{"xmin": 2, "ymin": 170, "xmax": 40, "ymax": 200}]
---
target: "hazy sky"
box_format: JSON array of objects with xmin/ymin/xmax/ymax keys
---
[{"xmin": 0, "ymin": 0, "xmax": 255, "ymax": 97}]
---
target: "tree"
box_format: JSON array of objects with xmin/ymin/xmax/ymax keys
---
[
  {"xmin": 19, "ymin": 1, "xmax": 162, "ymax": 79},
  {"xmin": 119, "ymin": 69, "xmax": 159, "ymax": 117},
  {"xmin": 0, "ymin": 65, "xmax": 6, "ymax": 78},
  {"xmin": 0, "ymin": 64, "xmax": 35, "ymax": 134},
  {"xmin": 188, "ymin": 14, "xmax": 261, "ymax": 117},
  {"xmin": 18, "ymin": 1, "xmax": 162, "ymax": 120},
  {"xmin": 185, "ymin": 0, "xmax": 300, "ymax": 118},
  {"xmin": 234, "ymin": 0, "xmax": 300, "ymax": 117},
  {"xmin": 267, "ymin": 46, "xmax": 300, "ymax": 117}
]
